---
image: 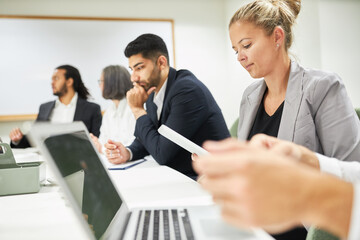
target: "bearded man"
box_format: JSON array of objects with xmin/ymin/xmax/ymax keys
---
[
  {"xmin": 104, "ymin": 34, "xmax": 229, "ymax": 179},
  {"xmin": 10, "ymin": 65, "xmax": 102, "ymax": 148}
]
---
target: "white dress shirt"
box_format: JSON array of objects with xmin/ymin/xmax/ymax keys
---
[
  {"xmin": 316, "ymin": 154, "xmax": 360, "ymax": 239},
  {"xmin": 99, "ymin": 99, "xmax": 135, "ymax": 147},
  {"xmin": 49, "ymin": 93, "xmax": 78, "ymax": 123},
  {"xmin": 317, "ymin": 153, "xmax": 360, "ymax": 182},
  {"xmin": 153, "ymin": 79, "xmax": 168, "ymax": 120},
  {"xmin": 349, "ymin": 183, "xmax": 360, "ymax": 240}
]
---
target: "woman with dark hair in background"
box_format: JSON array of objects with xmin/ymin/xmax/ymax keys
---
[{"xmin": 91, "ymin": 65, "xmax": 135, "ymax": 153}]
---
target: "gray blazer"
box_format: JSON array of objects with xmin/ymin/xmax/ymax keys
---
[{"xmin": 238, "ymin": 61, "xmax": 360, "ymax": 162}]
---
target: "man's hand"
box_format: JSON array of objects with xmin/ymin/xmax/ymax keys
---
[
  {"xmin": 9, "ymin": 127, "xmax": 24, "ymax": 144},
  {"xmin": 104, "ymin": 139, "xmax": 130, "ymax": 164},
  {"xmin": 126, "ymin": 83, "xmax": 156, "ymax": 119}
]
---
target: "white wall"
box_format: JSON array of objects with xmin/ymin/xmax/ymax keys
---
[
  {"xmin": 319, "ymin": 0, "xmax": 360, "ymax": 107},
  {"xmin": 0, "ymin": 0, "xmax": 359, "ymax": 143},
  {"xmin": 0, "ymin": 0, "xmax": 229, "ymax": 142}
]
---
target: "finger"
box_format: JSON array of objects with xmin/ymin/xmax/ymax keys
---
[
  {"xmin": 10, "ymin": 128, "xmax": 22, "ymax": 141},
  {"xmin": 147, "ymin": 86, "xmax": 157, "ymax": 95},
  {"xmin": 249, "ymin": 133, "xmax": 279, "ymax": 149},
  {"xmin": 107, "ymin": 139, "xmax": 123, "ymax": 147},
  {"xmin": 191, "ymin": 153, "xmax": 198, "ymax": 161},
  {"xmin": 133, "ymin": 84, "xmax": 145, "ymax": 92},
  {"xmin": 202, "ymin": 138, "xmax": 248, "ymax": 153},
  {"xmin": 105, "ymin": 148, "xmax": 119, "ymax": 156},
  {"xmin": 105, "ymin": 140, "xmax": 118, "ymax": 150},
  {"xmin": 15, "ymin": 129, "xmax": 23, "ymax": 138},
  {"xmin": 106, "ymin": 149, "xmax": 125, "ymax": 164},
  {"xmin": 271, "ymin": 142, "xmax": 300, "ymax": 160},
  {"xmin": 13, "ymin": 128, "xmax": 20, "ymax": 136},
  {"xmin": 132, "ymin": 82, "xmax": 140, "ymax": 87},
  {"xmin": 89, "ymin": 133, "xmax": 97, "ymax": 140},
  {"xmin": 112, "ymin": 141, "xmax": 125, "ymax": 149},
  {"xmin": 104, "ymin": 143, "xmax": 117, "ymax": 150},
  {"xmin": 199, "ymin": 174, "xmax": 246, "ymax": 200},
  {"xmin": 193, "ymin": 150, "xmax": 254, "ymax": 176}
]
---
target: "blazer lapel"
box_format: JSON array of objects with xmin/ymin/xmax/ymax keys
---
[
  {"xmin": 158, "ymin": 67, "xmax": 176, "ymax": 124},
  {"xmin": 41, "ymin": 101, "xmax": 56, "ymax": 121},
  {"xmin": 146, "ymin": 93, "xmax": 159, "ymax": 127},
  {"xmin": 277, "ymin": 61, "xmax": 305, "ymax": 141},
  {"xmin": 73, "ymin": 98, "xmax": 83, "ymax": 121},
  {"xmin": 238, "ymin": 81, "xmax": 267, "ymax": 140},
  {"xmin": 162, "ymin": 67, "xmax": 175, "ymax": 105}
]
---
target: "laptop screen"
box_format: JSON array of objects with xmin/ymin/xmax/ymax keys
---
[{"xmin": 44, "ymin": 130, "xmax": 122, "ymax": 239}]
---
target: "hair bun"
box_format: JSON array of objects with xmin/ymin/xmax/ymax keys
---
[{"xmin": 283, "ymin": 0, "xmax": 301, "ymax": 19}]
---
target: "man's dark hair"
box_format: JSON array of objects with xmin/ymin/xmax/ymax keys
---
[
  {"xmin": 102, "ymin": 65, "xmax": 132, "ymax": 100},
  {"xmin": 124, "ymin": 33, "xmax": 169, "ymax": 64},
  {"xmin": 56, "ymin": 65, "xmax": 90, "ymax": 99}
]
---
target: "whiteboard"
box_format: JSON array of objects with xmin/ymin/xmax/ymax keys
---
[{"xmin": 0, "ymin": 16, "xmax": 175, "ymax": 119}]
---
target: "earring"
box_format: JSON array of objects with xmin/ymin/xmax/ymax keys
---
[{"xmin": 276, "ymin": 43, "xmax": 280, "ymax": 47}]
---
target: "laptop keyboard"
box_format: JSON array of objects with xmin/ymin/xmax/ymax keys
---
[{"xmin": 135, "ymin": 209, "xmax": 195, "ymax": 240}]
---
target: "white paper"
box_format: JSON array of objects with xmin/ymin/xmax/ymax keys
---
[{"xmin": 158, "ymin": 125, "xmax": 209, "ymax": 156}]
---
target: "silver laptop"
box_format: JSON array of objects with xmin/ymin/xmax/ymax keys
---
[{"xmin": 28, "ymin": 122, "xmax": 272, "ymax": 240}]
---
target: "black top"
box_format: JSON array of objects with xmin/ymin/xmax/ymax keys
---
[
  {"xmin": 247, "ymin": 91, "xmax": 307, "ymax": 240},
  {"xmin": 247, "ymin": 93, "xmax": 284, "ymax": 140}
]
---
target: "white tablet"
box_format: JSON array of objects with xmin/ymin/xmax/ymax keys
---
[{"xmin": 158, "ymin": 125, "xmax": 209, "ymax": 156}]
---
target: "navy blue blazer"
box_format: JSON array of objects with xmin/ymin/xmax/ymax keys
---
[
  {"xmin": 128, "ymin": 67, "xmax": 230, "ymax": 178},
  {"xmin": 11, "ymin": 97, "xmax": 102, "ymax": 148}
]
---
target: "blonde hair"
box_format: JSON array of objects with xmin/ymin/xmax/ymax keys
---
[{"xmin": 229, "ymin": 0, "xmax": 301, "ymax": 51}]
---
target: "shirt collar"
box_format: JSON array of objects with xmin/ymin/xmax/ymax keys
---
[
  {"xmin": 153, "ymin": 79, "xmax": 168, "ymax": 107},
  {"xmin": 55, "ymin": 92, "xmax": 78, "ymax": 107},
  {"xmin": 110, "ymin": 98, "xmax": 127, "ymax": 112}
]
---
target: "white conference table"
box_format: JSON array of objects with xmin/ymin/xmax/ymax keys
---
[{"xmin": 0, "ymin": 152, "xmax": 274, "ymax": 240}]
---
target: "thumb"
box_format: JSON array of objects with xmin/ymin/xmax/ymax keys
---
[
  {"xmin": 147, "ymin": 86, "xmax": 157, "ymax": 96},
  {"xmin": 107, "ymin": 139, "xmax": 124, "ymax": 148},
  {"xmin": 272, "ymin": 142, "xmax": 300, "ymax": 161}
]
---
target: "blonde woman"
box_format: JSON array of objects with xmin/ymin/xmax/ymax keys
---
[{"xmin": 229, "ymin": 0, "xmax": 360, "ymax": 239}]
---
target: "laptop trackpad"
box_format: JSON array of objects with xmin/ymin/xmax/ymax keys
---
[
  {"xmin": 200, "ymin": 219, "xmax": 255, "ymax": 238},
  {"xmin": 188, "ymin": 205, "xmax": 258, "ymax": 239}
]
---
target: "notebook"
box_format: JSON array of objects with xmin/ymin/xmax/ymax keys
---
[{"xmin": 28, "ymin": 122, "xmax": 272, "ymax": 240}]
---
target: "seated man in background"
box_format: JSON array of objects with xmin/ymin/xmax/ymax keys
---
[
  {"xmin": 193, "ymin": 135, "xmax": 360, "ymax": 240},
  {"xmin": 105, "ymin": 34, "xmax": 230, "ymax": 178},
  {"xmin": 10, "ymin": 65, "xmax": 102, "ymax": 148}
]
